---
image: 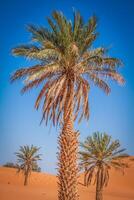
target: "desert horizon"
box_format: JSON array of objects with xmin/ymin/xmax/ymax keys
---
[{"xmin": 0, "ymin": 158, "xmax": 134, "ymax": 200}]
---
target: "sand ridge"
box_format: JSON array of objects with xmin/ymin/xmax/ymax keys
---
[{"xmin": 0, "ymin": 162, "xmax": 134, "ymax": 200}]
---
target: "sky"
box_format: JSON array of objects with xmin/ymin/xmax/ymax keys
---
[{"xmin": 0, "ymin": 0, "xmax": 134, "ymax": 174}]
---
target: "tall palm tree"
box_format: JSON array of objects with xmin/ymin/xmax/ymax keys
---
[
  {"xmin": 79, "ymin": 132, "xmax": 129, "ymax": 200},
  {"xmin": 11, "ymin": 11, "xmax": 124, "ymax": 199},
  {"xmin": 15, "ymin": 145, "xmax": 41, "ymax": 186}
]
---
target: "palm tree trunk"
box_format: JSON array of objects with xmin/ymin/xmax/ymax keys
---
[
  {"xmin": 96, "ymin": 169, "xmax": 103, "ymax": 200},
  {"xmin": 24, "ymin": 172, "xmax": 28, "ymax": 186},
  {"xmin": 96, "ymin": 188, "xmax": 103, "ymax": 200},
  {"xmin": 58, "ymin": 80, "xmax": 79, "ymax": 200}
]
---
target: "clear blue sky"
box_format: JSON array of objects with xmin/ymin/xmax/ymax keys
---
[{"xmin": 0, "ymin": 0, "xmax": 134, "ymax": 174}]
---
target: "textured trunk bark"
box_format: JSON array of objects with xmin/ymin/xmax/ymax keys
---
[
  {"xmin": 96, "ymin": 189, "xmax": 103, "ymax": 200},
  {"xmin": 96, "ymin": 169, "xmax": 103, "ymax": 200},
  {"xmin": 58, "ymin": 80, "xmax": 79, "ymax": 200},
  {"xmin": 24, "ymin": 172, "xmax": 28, "ymax": 186}
]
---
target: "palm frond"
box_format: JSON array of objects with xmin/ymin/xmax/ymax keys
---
[
  {"xmin": 88, "ymin": 73, "xmax": 111, "ymax": 94},
  {"xmin": 15, "ymin": 145, "xmax": 41, "ymax": 175},
  {"xmin": 11, "ymin": 11, "xmax": 124, "ymax": 125},
  {"xmin": 79, "ymin": 132, "xmax": 130, "ymax": 188}
]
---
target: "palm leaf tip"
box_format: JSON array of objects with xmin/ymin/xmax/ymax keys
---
[
  {"xmin": 10, "ymin": 71, "xmax": 18, "ymax": 83},
  {"xmin": 12, "ymin": 48, "xmax": 21, "ymax": 57},
  {"xmin": 11, "ymin": 47, "xmax": 17, "ymax": 54},
  {"xmin": 116, "ymin": 74, "xmax": 125, "ymax": 85},
  {"xmin": 12, "ymin": 47, "xmax": 26, "ymax": 56},
  {"xmin": 10, "ymin": 69, "xmax": 23, "ymax": 83},
  {"xmin": 88, "ymin": 15, "xmax": 98, "ymax": 32}
]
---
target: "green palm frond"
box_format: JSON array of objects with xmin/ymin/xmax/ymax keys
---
[
  {"xmin": 11, "ymin": 11, "xmax": 124, "ymax": 125},
  {"xmin": 27, "ymin": 25, "xmax": 50, "ymax": 43},
  {"xmin": 79, "ymin": 132, "xmax": 129, "ymax": 188},
  {"xmin": 15, "ymin": 145, "xmax": 41, "ymax": 174}
]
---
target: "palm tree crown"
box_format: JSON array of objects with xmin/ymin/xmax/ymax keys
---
[
  {"xmin": 15, "ymin": 145, "xmax": 41, "ymax": 185},
  {"xmin": 11, "ymin": 11, "xmax": 124, "ymax": 125},
  {"xmin": 79, "ymin": 132, "xmax": 129, "ymax": 188}
]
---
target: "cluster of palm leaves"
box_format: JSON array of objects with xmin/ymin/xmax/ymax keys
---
[
  {"xmin": 11, "ymin": 11, "xmax": 126, "ymax": 200},
  {"xmin": 15, "ymin": 145, "xmax": 41, "ymax": 185},
  {"xmin": 11, "ymin": 11, "xmax": 124, "ymax": 125},
  {"xmin": 79, "ymin": 132, "xmax": 129, "ymax": 200}
]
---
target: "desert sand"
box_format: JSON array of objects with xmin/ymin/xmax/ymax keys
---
[{"xmin": 0, "ymin": 162, "xmax": 134, "ymax": 200}]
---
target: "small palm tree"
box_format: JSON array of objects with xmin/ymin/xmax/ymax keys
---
[
  {"xmin": 15, "ymin": 145, "xmax": 41, "ymax": 186},
  {"xmin": 79, "ymin": 132, "xmax": 129, "ymax": 200},
  {"xmin": 11, "ymin": 11, "xmax": 124, "ymax": 199}
]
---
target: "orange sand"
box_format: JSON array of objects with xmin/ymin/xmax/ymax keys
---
[{"xmin": 0, "ymin": 161, "xmax": 134, "ymax": 200}]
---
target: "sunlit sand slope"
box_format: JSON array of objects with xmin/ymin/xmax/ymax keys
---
[{"xmin": 0, "ymin": 161, "xmax": 134, "ymax": 200}]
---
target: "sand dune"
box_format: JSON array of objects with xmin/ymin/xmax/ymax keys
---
[{"xmin": 0, "ymin": 162, "xmax": 134, "ymax": 200}]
